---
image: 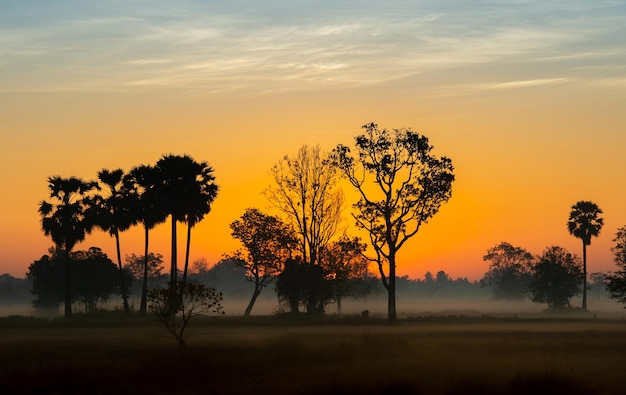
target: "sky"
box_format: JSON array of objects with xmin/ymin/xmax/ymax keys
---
[{"xmin": 1, "ymin": 0, "xmax": 625, "ymax": 281}]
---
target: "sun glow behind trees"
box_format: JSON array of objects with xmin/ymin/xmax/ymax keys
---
[{"xmin": 1, "ymin": 1, "xmax": 626, "ymax": 281}]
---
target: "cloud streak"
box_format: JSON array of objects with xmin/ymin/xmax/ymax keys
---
[{"xmin": 0, "ymin": 1, "xmax": 624, "ymax": 95}]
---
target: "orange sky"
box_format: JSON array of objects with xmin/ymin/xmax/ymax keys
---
[{"xmin": 1, "ymin": 1, "xmax": 625, "ymax": 281}]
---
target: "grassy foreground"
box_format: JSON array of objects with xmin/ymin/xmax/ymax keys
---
[{"xmin": 1, "ymin": 314, "xmax": 626, "ymax": 394}]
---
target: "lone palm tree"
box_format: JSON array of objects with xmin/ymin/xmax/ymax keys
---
[
  {"xmin": 126, "ymin": 164, "xmax": 168, "ymax": 314},
  {"xmin": 39, "ymin": 176, "xmax": 97, "ymax": 318},
  {"xmin": 90, "ymin": 169, "xmax": 136, "ymax": 314},
  {"xmin": 567, "ymin": 200, "xmax": 604, "ymax": 310}
]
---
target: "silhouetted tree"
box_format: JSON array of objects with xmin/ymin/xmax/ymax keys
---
[
  {"xmin": 155, "ymin": 155, "xmax": 218, "ymax": 286},
  {"xmin": 265, "ymin": 144, "xmax": 343, "ymax": 267},
  {"xmin": 332, "ymin": 122, "xmax": 454, "ymax": 322},
  {"xmin": 229, "ymin": 208, "xmax": 297, "ymax": 316},
  {"xmin": 319, "ymin": 235, "xmax": 372, "ymax": 314},
  {"xmin": 180, "ymin": 160, "xmax": 218, "ymax": 285},
  {"xmin": 148, "ymin": 280, "xmax": 224, "ymax": 350},
  {"xmin": 276, "ymin": 257, "xmax": 327, "ymax": 314},
  {"xmin": 605, "ymin": 226, "xmax": 626, "ymax": 305},
  {"xmin": 530, "ymin": 246, "xmax": 583, "ymax": 310},
  {"xmin": 125, "ymin": 164, "xmax": 168, "ymax": 314},
  {"xmin": 480, "ymin": 242, "xmax": 534, "ymax": 300},
  {"xmin": 90, "ymin": 168, "xmax": 136, "ymax": 314},
  {"xmin": 28, "ymin": 247, "xmax": 128, "ymax": 314},
  {"xmin": 38, "ymin": 176, "xmax": 97, "ymax": 318},
  {"xmin": 567, "ymin": 200, "xmax": 603, "ymax": 310}
]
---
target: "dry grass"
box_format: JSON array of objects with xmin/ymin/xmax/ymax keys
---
[{"xmin": 1, "ymin": 315, "xmax": 626, "ymax": 394}]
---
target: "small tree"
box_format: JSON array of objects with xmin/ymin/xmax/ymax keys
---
[
  {"xmin": 480, "ymin": 242, "xmax": 534, "ymax": 300},
  {"xmin": 332, "ymin": 122, "xmax": 454, "ymax": 321},
  {"xmin": 319, "ymin": 235, "xmax": 372, "ymax": 314},
  {"xmin": 229, "ymin": 208, "xmax": 297, "ymax": 316},
  {"xmin": 530, "ymin": 246, "xmax": 583, "ymax": 310},
  {"xmin": 148, "ymin": 281, "xmax": 224, "ymax": 350}
]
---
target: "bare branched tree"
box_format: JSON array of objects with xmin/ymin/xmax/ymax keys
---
[{"xmin": 265, "ymin": 144, "xmax": 343, "ymax": 267}]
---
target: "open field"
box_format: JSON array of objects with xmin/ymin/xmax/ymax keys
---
[{"xmin": 1, "ymin": 315, "xmax": 626, "ymax": 394}]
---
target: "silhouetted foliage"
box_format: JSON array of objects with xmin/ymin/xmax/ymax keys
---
[
  {"xmin": 154, "ymin": 154, "xmax": 219, "ymax": 286},
  {"xmin": 38, "ymin": 176, "xmax": 97, "ymax": 318},
  {"xmin": 147, "ymin": 280, "xmax": 223, "ymax": 350},
  {"xmin": 229, "ymin": 208, "xmax": 297, "ymax": 316},
  {"xmin": 265, "ymin": 144, "xmax": 343, "ymax": 267},
  {"xmin": 332, "ymin": 122, "xmax": 455, "ymax": 321},
  {"xmin": 530, "ymin": 246, "xmax": 583, "ymax": 310},
  {"xmin": 125, "ymin": 164, "xmax": 168, "ymax": 314},
  {"xmin": 480, "ymin": 242, "xmax": 534, "ymax": 300},
  {"xmin": 319, "ymin": 235, "xmax": 374, "ymax": 314},
  {"xmin": 90, "ymin": 168, "xmax": 137, "ymax": 314},
  {"xmin": 605, "ymin": 226, "xmax": 626, "ymax": 305},
  {"xmin": 567, "ymin": 200, "xmax": 603, "ymax": 310},
  {"xmin": 27, "ymin": 247, "xmax": 129, "ymax": 314},
  {"xmin": 275, "ymin": 258, "xmax": 329, "ymax": 314}
]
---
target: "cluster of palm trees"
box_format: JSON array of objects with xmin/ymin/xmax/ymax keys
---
[{"xmin": 38, "ymin": 154, "xmax": 218, "ymax": 318}]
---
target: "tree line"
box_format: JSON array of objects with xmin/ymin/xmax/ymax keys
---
[
  {"xmin": 480, "ymin": 201, "xmax": 626, "ymax": 311},
  {"xmin": 30, "ymin": 123, "xmax": 455, "ymax": 322}
]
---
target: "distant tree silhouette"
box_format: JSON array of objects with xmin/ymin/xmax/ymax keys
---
[
  {"xmin": 265, "ymin": 144, "xmax": 343, "ymax": 268},
  {"xmin": 126, "ymin": 164, "xmax": 168, "ymax": 314},
  {"xmin": 530, "ymin": 246, "xmax": 583, "ymax": 310},
  {"xmin": 90, "ymin": 168, "xmax": 136, "ymax": 314},
  {"xmin": 567, "ymin": 200, "xmax": 603, "ymax": 310},
  {"xmin": 480, "ymin": 242, "xmax": 534, "ymax": 300},
  {"xmin": 332, "ymin": 122, "xmax": 454, "ymax": 322},
  {"xmin": 27, "ymin": 247, "xmax": 128, "ymax": 314},
  {"xmin": 38, "ymin": 176, "xmax": 97, "ymax": 318},
  {"xmin": 276, "ymin": 257, "xmax": 328, "ymax": 314},
  {"xmin": 605, "ymin": 226, "xmax": 626, "ymax": 305},
  {"xmin": 229, "ymin": 208, "xmax": 297, "ymax": 316}
]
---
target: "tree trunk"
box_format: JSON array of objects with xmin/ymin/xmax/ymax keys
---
[
  {"xmin": 114, "ymin": 231, "xmax": 130, "ymax": 314},
  {"xmin": 388, "ymin": 256, "xmax": 397, "ymax": 323},
  {"xmin": 170, "ymin": 214, "xmax": 177, "ymax": 283},
  {"xmin": 63, "ymin": 248, "xmax": 72, "ymax": 319},
  {"xmin": 336, "ymin": 295, "xmax": 342, "ymax": 315},
  {"xmin": 582, "ymin": 241, "xmax": 587, "ymax": 311},
  {"xmin": 244, "ymin": 286, "xmax": 261, "ymax": 317},
  {"xmin": 182, "ymin": 222, "xmax": 192, "ymax": 286},
  {"xmin": 140, "ymin": 225, "xmax": 149, "ymax": 315}
]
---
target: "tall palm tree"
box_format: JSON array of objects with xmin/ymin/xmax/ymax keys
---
[
  {"xmin": 90, "ymin": 169, "xmax": 136, "ymax": 314},
  {"xmin": 38, "ymin": 176, "xmax": 97, "ymax": 318},
  {"xmin": 155, "ymin": 155, "xmax": 203, "ymax": 284},
  {"xmin": 125, "ymin": 165, "xmax": 168, "ymax": 314},
  {"xmin": 181, "ymin": 160, "xmax": 218, "ymax": 285},
  {"xmin": 567, "ymin": 200, "xmax": 604, "ymax": 310}
]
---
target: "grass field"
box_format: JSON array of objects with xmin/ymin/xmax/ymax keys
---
[{"xmin": 1, "ymin": 314, "xmax": 626, "ymax": 394}]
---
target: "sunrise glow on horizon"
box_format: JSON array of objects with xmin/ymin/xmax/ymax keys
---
[{"xmin": 1, "ymin": 1, "xmax": 626, "ymax": 281}]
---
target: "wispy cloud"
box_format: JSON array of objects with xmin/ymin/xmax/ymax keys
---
[{"xmin": 0, "ymin": 1, "xmax": 624, "ymax": 95}]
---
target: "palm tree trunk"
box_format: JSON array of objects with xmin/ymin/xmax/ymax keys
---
[
  {"xmin": 63, "ymin": 247, "xmax": 72, "ymax": 318},
  {"xmin": 140, "ymin": 225, "xmax": 149, "ymax": 315},
  {"xmin": 114, "ymin": 231, "xmax": 130, "ymax": 314},
  {"xmin": 182, "ymin": 222, "xmax": 192, "ymax": 286},
  {"xmin": 170, "ymin": 214, "xmax": 177, "ymax": 284},
  {"xmin": 582, "ymin": 241, "xmax": 587, "ymax": 310}
]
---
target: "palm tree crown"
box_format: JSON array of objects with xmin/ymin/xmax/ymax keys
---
[{"xmin": 567, "ymin": 200, "xmax": 604, "ymax": 245}]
